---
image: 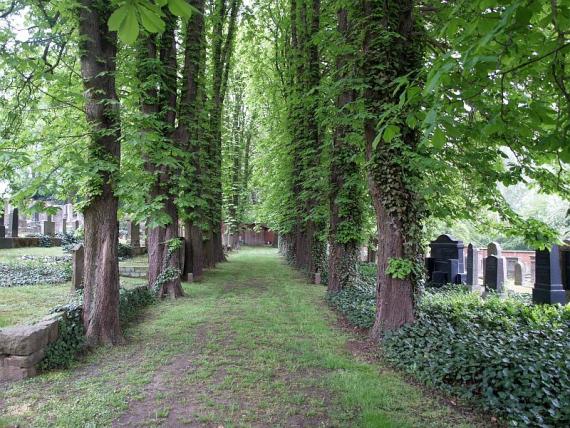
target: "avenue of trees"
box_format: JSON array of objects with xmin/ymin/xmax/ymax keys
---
[{"xmin": 0, "ymin": 0, "xmax": 568, "ymax": 345}]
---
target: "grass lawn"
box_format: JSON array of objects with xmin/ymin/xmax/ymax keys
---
[
  {"xmin": 0, "ymin": 246, "xmax": 148, "ymax": 328},
  {"xmin": 0, "ymin": 246, "xmax": 65, "ymax": 262},
  {"xmin": 0, "ymin": 247, "xmax": 489, "ymax": 427}
]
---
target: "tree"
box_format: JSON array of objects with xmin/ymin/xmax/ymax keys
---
[
  {"xmin": 359, "ymin": 0, "xmax": 427, "ymax": 338},
  {"xmin": 78, "ymin": 0, "xmax": 123, "ymax": 345},
  {"xmin": 327, "ymin": 0, "xmax": 365, "ymax": 293}
]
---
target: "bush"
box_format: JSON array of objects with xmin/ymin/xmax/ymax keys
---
[
  {"xmin": 39, "ymin": 300, "xmax": 85, "ymax": 370},
  {"xmin": 326, "ymin": 263, "xmax": 377, "ymax": 328},
  {"xmin": 57, "ymin": 232, "xmax": 82, "ymax": 253},
  {"xmin": 119, "ymin": 286, "xmax": 155, "ymax": 322},
  {"xmin": 39, "ymin": 286, "xmax": 155, "ymax": 370},
  {"xmin": 327, "ymin": 286, "xmax": 375, "ymax": 328},
  {"xmin": 383, "ymin": 288, "xmax": 570, "ymax": 427},
  {"xmin": 118, "ymin": 242, "xmax": 133, "ymax": 259}
]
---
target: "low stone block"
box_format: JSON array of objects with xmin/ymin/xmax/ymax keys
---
[
  {"xmin": 0, "ymin": 365, "xmax": 37, "ymax": 381},
  {"xmin": 0, "ymin": 317, "xmax": 59, "ymax": 355},
  {"xmin": 3, "ymin": 348, "xmax": 46, "ymax": 368}
]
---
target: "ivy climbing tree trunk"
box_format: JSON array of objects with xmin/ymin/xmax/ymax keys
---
[
  {"xmin": 209, "ymin": 0, "xmax": 240, "ymax": 264},
  {"xmin": 139, "ymin": 14, "xmax": 183, "ymax": 298},
  {"xmin": 77, "ymin": 0, "xmax": 123, "ymax": 346},
  {"xmin": 327, "ymin": 3, "xmax": 363, "ymax": 293},
  {"xmin": 178, "ymin": 0, "xmax": 207, "ymax": 282},
  {"xmin": 361, "ymin": 0, "xmax": 426, "ymax": 339}
]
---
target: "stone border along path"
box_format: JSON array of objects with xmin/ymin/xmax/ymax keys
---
[{"xmin": 0, "ymin": 247, "xmax": 492, "ymax": 427}]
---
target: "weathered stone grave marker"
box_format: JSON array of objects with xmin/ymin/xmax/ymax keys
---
[
  {"xmin": 71, "ymin": 243, "xmax": 84, "ymax": 290},
  {"xmin": 426, "ymin": 235, "xmax": 466, "ymax": 286},
  {"xmin": 0, "ymin": 210, "xmax": 5, "ymax": 238},
  {"xmin": 514, "ymin": 261, "xmax": 524, "ymax": 286},
  {"xmin": 11, "ymin": 208, "xmax": 18, "ymax": 238},
  {"xmin": 533, "ymin": 245, "xmax": 566, "ymax": 304},
  {"xmin": 129, "ymin": 221, "xmax": 141, "ymax": 248},
  {"xmin": 42, "ymin": 215, "xmax": 55, "ymax": 236},
  {"xmin": 466, "ymin": 243, "xmax": 479, "ymax": 288}
]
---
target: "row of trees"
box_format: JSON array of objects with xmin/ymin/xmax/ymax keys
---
[
  {"xmin": 0, "ymin": 0, "xmax": 249, "ymax": 346},
  {"xmin": 0, "ymin": 0, "xmax": 568, "ymax": 345},
  {"xmin": 241, "ymin": 0, "xmax": 569, "ymax": 337}
]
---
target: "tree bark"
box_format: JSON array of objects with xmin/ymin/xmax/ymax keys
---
[
  {"xmin": 77, "ymin": 0, "xmax": 123, "ymax": 346},
  {"xmin": 360, "ymin": 0, "xmax": 426, "ymax": 339},
  {"xmin": 140, "ymin": 14, "xmax": 183, "ymax": 299}
]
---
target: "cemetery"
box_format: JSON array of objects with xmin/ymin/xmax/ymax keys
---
[{"xmin": 1, "ymin": 1, "xmax": 569, "ymax": 427}]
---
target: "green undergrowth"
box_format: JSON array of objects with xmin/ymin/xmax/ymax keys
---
[
  {"xmin": 39, "ymin": 286, "xmax": 156, "ymax": 371},
  {"xmin": 327, "ymin": 278, "xmax": 570, "ymax": 427},
  {"xmin": 383, "ymin": 288, "xmax": 570, "ymax": 427},
  {"xmin": 0, "ymin": 248, "xmax": 480, "ymax": 428}
]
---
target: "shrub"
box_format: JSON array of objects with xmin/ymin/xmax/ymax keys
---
[
  {"xmin": 119, "ymin": 286, "xmax": 155, "ymax": 322},
  {"xmin": 118, "ymin": 242, "xmax": 133, "ymax": 259},
  {"xmin": 327, "ymin": 286, "xmax": 375, "ymax": 328},
  {"xmin": 39, "ymin": 300, "xmax": 85, "ymax": 370},
  {"xmin": 383, "ymin": 288, "xmax": 570, "ymax": 427},
  {"xmin": 39, "ymin": 286, "xmax": 155, "ymax": 370},
  {"xmin": 326, "ymin": 262, "xmax": 377, "ymax": 328},
  {"xmin": 58, "ymin": 232, "xmax": 82, "ymax": 253}
]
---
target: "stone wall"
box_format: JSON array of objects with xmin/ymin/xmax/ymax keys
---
[
  {"xmin": 0, "ymin": 237, "xmax": 62, "ymax": 250},
  {"xmin": 0, "ymin": 313, "xmax": 61, "ymax": 381},
  {"xmin": 118, "ymin": 265, "xmax": 148, "ymax": 278}
]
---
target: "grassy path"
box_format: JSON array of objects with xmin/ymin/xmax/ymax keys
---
[{"xmin": 1, "ymin": 248, "xmax": 481, "ymax": 427}]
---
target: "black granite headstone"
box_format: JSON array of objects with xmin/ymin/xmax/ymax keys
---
[
  {"xmin": 11, "ymin": 208, "xmax": 18, "ymax": 238},
  {"xmin": 533, "ymin": 245, "xmax": 566, "ymax": 304},
  {"xmin": 426, "ymin": 234, "xmax": 466, "ymax": 286},
  {"xmin": 484, "ymin": 255, "xmax": 504, "ymax": 291}
]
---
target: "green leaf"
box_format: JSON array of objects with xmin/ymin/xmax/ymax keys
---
[
  {"xmin": 118, "ymin": 5, "xmax": 140, "ymax": 44},
  {"xmin": 431, "ymin": 128, "xmax": 446, "ymax": 150},
  {"xmin": 139, "ymin": 4, "xmax": 165, "ymax": 33},
  {"xmin": 167, "ymin": 0, "xmax": 194, "ymax": 19},
  {"xmin": 382, "ymin": 124, "xmax": 400, "ymax": 144},
  {"xmin": 108, "ymin": 5, "xmax": 129, "ymax": 32}
]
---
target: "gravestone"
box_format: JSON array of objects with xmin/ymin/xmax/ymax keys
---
[
  {"xmin": 0, "ymin": 210, "xmax": 5, "ymax": 238},
  {"xmin": 42, "ymin": 215, "xmax": 55, "ymax": 236},
  {"xmin": 129, "ymin": 221, "xmax": 141, "ymax": 248},
  {"xmin": 71, "ymin": 244, "xmax": 84, "ymax": 290},
  {"xmin": 484, "ymin": 242, "xmax": 507, "ymax": 285},
  {"xmin": 485, "ymin": 255, "xmax": 504, "ymax": 292},
  {"xmin": 514, "ymin": 261, "xmax": 524, "ymax": 286},
  {"xmin": 11, "ymin": 208, "xmax": 18, "ymax": 238},
  {"xmin": 533, "ymin": 245, "xmax": 566, "ymax": 304},
  {"xmin": 466, "ymin": 244, "xmax": 480, "ymax": 287},
  {"xmin": 562, "ymin": 243, "xmax": 570, "ymax": 294},
  {"xmin": 425, "ymin": 235, "xmax": 466, "ymax": 286},
  {"xmin": 506, "ymin": 257, "xmax": 519, "ymax": 280}
]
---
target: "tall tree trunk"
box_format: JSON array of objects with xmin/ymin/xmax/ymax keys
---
[
  {"xmin": 177, "ymin": 0, "xmax": 207, "ymax": 282},
  {"xmin": 361, "ymin": 0, "xmax": 426, "ymax": 339},
  {"xmin": 327, "ymin": 4, "xmax": 362, "ymax": 293},
  {"xmin": 78, "ymin": 0, "xmax": 123, "ymax": 346},
  {"xmin": 141, "ymin": 14, "xmax": 183, "ymax": 298},
  {"xmin": 210, "ymin": 0, "xmax": 240, "ymax": 263}
]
